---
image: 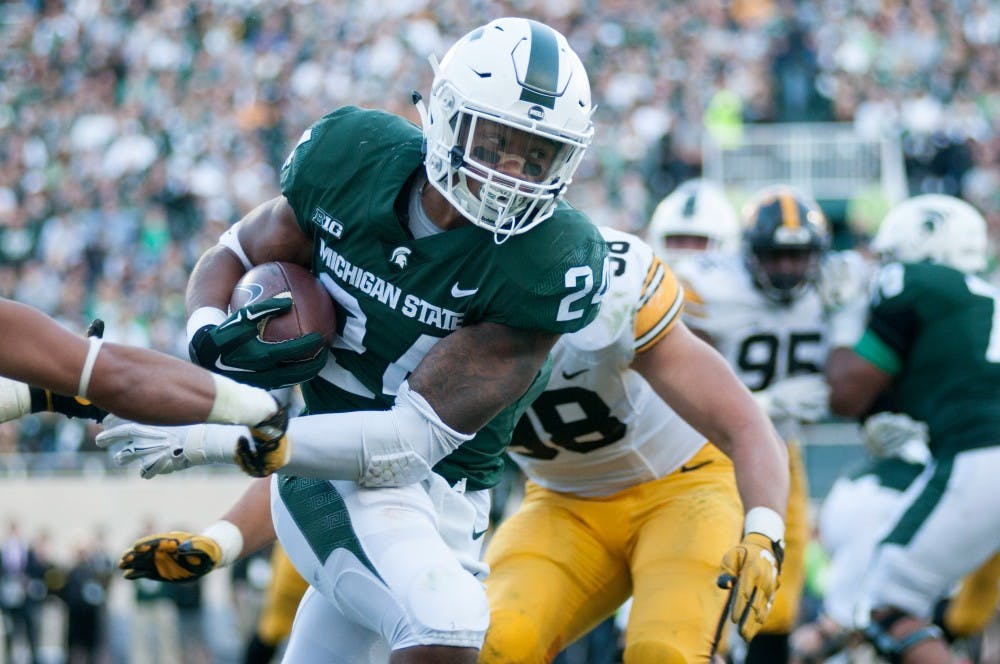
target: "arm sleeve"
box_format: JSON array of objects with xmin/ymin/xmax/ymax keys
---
[{"xmin": 281, "ymin": 381, "xmax": 473, "ymax": 486}]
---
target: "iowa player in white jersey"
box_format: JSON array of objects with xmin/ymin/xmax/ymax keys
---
[
  {"xmin": 481, "ymin": 227, "xmax": 789, "ymax": 664},
  {"xmin": 673, "ymin": 185, "xmax": 863, "ymax": 664}
]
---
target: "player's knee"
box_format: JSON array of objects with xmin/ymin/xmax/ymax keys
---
[
  {"xmin": 622, "ymin": 640, "xmax": 688, "ymax": 664},
  {"xmin": 405, "ymin": 564, "xmax": 489, "ymax": 645},
  {"xmin": 480, "ymin": 609, "xmax": 549, "ymax": 664}
]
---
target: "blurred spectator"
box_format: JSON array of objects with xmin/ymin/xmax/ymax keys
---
[
  {"xmin": 128, "ymin": 519, "xmax": 180, "ymax": 664},
  {"xmin": 166, "ymin": 577, "xmax": 208, "ymax": 664},
  {"xmin": 0, "ymin": 519, "xmax": 45, "ymax": 664},
  {"xmin": 61, "ymin": 536, "xmax": 114, "ymax": 664}
]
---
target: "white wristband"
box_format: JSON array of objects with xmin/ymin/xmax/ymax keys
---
[
  {"xmin": 186, "ymin": 307, "xmax": 227, "ymax": 344},
  {"xmin": 0, "ymin": 378, "xmax": 31, "ymax": 423},
  {"xmin": 744, "ymin": 506, "xmax": 785, "ymax": 543},
  {"xmin": 78, "ymin": 337, "xmax": 104, "ymax": 399},
  {"xmin": 200, "ymin": 519, "xmax": 243, "ymax": 568}
]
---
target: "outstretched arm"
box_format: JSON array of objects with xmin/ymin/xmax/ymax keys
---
[
  {"xmin": 119, "ymin": 478, "xmax": 275, "ymax": 582},
  {"xmin": 632, "ymin": 320, "xmax": 788, "ymax": 516},
  {"xmin": 102, "ymin": 320, "xmax": 559, "ymax": 483},
  {"xmin": 632, "ymin": 320, "xmax": 789, "ymax": 643},
  {"xmin": 0, "ymin": 298, "xmax": 277, "ymax": 427}
]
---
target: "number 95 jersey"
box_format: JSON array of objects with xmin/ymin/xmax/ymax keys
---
[
  {"xmin": 673, "ymin": 252, "xmax": 829, "ymax": 392},
  {"xmin": 507, "ymin": 227, "xmax": 707, "ymax": 497}
]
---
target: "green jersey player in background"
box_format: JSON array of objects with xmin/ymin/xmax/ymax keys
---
[
  {"xmin": 100, "ymin": 18, "xmax": 609, "ymax": 664},
  {"xmin": 827, "ymin": 194, "xmax": 1000, "ymax": 664}
]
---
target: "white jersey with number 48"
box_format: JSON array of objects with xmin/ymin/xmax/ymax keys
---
[{"xmin": 507, "ymin": 227, "xmax": 707, "ymax": 498}]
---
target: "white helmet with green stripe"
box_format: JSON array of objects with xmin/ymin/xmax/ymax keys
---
[
  {"xmin": 872, "ymin": 194, "xmax": 989, "ymax": 273},
  {"xmin": 420, "ymin": 18, "xmax": 594, "ymax": 238}
]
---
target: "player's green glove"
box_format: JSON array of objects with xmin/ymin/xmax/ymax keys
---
[
  {"xmin": 119, "ymin": 531, "xmax": 221, "ymax": 582},
  {"xmin": 235, "ymin": 405, "xmax": 291, "ymax": 477},
  {"xmin": 189, "ymin": 296, "xmax": 327, "ymax": 389},
  {"xmin": 717, "ymin": 532, "xmax": 784, "ymax": 642}
]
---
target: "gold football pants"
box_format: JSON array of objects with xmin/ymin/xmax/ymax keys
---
[
  {"xmin": 256, "ymin": 544, "xmax": 309, "ymax": 646},
  {"xmin": 944, "ymin": 552, "xmax": 1000, "ymax": 637},
  {"xmin": 481, "ymin": 443, "xmax": 742, "ymax": 664}
]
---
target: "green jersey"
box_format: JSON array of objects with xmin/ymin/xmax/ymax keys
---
[
  {"xmin": 280, "ymin": 106, "xmax": 608, "ymax": 489},
  {"xmin": 854, "ymin": 262, "xmax": 1000, "ymax": 456}
]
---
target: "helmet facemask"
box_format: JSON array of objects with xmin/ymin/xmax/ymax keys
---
[
  {"xmin": 747, "ymin": 245, "xmax": 823, "ymax": 304},
  {"xmin": 427, "ymin": 97, "xmax": 589, "ymax": 237}
]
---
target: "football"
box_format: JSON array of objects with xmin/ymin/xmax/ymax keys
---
[{"xmin": 229, "ymin": 262, "xmax": 337, "ymax": 345}]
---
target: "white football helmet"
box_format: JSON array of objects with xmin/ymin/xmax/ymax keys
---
[
  {"xmin": 871, "ymin": 194, "xmax": 989, "ymax": 273},
  {"xmin": 420, "ymin": 18, "xmax": 594, "ymax": 238},
  {"xmin": 645, "ymin": 179, "xmax": 740, "ymax": 262}
]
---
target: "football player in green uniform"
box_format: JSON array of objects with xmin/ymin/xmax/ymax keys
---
[
  {"xmin": 99, "ymin": 18, "xmax": 608, "ymax": 664},
  {"xmin": 827, "ymin": 194, "xmax": 1000, "ymax": 664}
]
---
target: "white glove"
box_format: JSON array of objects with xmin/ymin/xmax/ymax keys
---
[
  {"xmin": 862, "ymin": 412, "xmax": 930, "ymax": 461},
  {"xmin": 754, "ymin": 374, "xmax": 830, "ymax": 423},
  {"xmin": 817, "ymin": 251, "xmax": 873, "ymax": 311},
  {"xmin": 96, "ymin": 416, "xmax": 237, "ymax": 479}
]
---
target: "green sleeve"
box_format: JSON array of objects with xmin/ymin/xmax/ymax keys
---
[{"xmin": 853, "ymin": 329, "xmax": 902, "ymax": 374}]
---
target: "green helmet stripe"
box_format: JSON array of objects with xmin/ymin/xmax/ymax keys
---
[
  {"xmin": 519, "ymin": 20, "xmax": 559, "ymax": 109},
  {"xmin": 682, "ymin": 192, "xmax": 698, "ymax": 217}
]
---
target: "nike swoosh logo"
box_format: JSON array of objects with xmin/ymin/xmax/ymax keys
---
[
  {"xmin": 561, "ymin": 368, "xmax": 589, "ymax": 380},
  {"xmin": 246, "ymin": 303, "xmax": 286, "ymax": 320},
  {"xmin": 219, "ymin": 300, "xmax": 288, "ymax": 329},
  {"xmin": 679, "ymin": 460, "xmax": 712, "ymax": 473},
  {"xmin": 451, "ymin": 283, "xmax": 479, "ymax": 298},
  {"xmin": 472, "ymin": 528, "xmax": 488, "ymax": 540},
  {"xmin": 232, "ymin": 283, "xmax": 264, "ymax": 305},
  {"xmin": 215, "ymin": 357, "xmax": 254, "ymax": 373}
]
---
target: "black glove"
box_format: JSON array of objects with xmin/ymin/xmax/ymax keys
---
[
  {"xmin": 188, "ymin": 296, "xmax": 327, "ymax": 389},
  {"xmin": 29, "ymin": 389, "xmax": 107, "ymax": 422}
]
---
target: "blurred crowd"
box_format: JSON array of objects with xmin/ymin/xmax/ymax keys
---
[
  {"xmin": 0, "ymin": 515, "xmax": 281, "ymax": 664},
  {"xmin": 1, "ymin": 0, "xmax": 1000, "ymax": 458}
]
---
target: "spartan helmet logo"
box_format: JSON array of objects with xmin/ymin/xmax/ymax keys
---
[{"xmin": 390, "ymin": 247, "xmax": 411, "ymax": 269}]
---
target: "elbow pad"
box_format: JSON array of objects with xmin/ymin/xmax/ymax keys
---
[{"xmin": 283, "ymin": 381, "xmax": 474, "ymax": 487}]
